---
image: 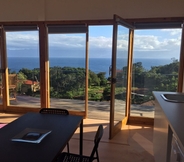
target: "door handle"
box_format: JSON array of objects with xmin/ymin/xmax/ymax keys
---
[
  {"xmin": 0, "ymin": 69, "xmax": 5, "ymax": 73},
  {"xmin": 112, "ymin": 78, "xmax": 116, "ymax": 83},
  {"xmin": 109, "ymin": 65, "xmax": 112, "ymax": 76}
]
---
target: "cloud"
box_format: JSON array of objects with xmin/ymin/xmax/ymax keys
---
[
  {"xmin": 134, "ymin": 33, "xmax": 181, "ymax": 52},
  {"xmin": 5, "ymin": 28, "xmax": 182, "ymax": 58},
  {"xmin": 161, "ymin": 29, "xmax": 181, "ymax": 36},
  {"xmin": 117, "ymin": 34, "xmax": 129, "ymax": 50},
  {"xmin": 89, "ymin": 36, "xmax": 112, "ymax": 49},
  {"xmin": 49, "ymin": 34, "xmax": 86, "ymax": 49},
  {"xmin": 6, "ymin": 32, "xmax": 39, "ymax": 50}
]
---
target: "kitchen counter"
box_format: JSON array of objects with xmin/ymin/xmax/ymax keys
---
[
  {"xmin": 153, "ymin": 91, "xmax": 184, "ymax": 146},
  {"xmin": 153, "ymin": 91, "xmax": 184, "ymax": 162}
]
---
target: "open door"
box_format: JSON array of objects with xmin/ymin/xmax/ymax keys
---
[{"xmin": 109, "ymin": 15, "xmax": 134, "ymax": 139}]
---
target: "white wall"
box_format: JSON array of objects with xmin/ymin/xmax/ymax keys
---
[
  {"xmin": 0, "ymin": 0, "xmax": 45, "ymax": 21},
  {"xmin": 0, "ymin": 0, "xmax": 184, "ymax": 22}
]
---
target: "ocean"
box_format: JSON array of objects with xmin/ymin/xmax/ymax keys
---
[{"xmin": 8, "ymin": 57, "xmax": 173, "ymax": 77}]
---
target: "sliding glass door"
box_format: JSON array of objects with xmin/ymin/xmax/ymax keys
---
[
  {"xmin": 48, "ymin": 25, "xmax": 88, "ymax": 115},
  {"xmin": 1, "ymin": 26, "xmax": 40, "ymax": 109}
]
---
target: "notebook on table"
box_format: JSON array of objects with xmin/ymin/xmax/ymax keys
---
[{"xmin": 11, "ymin": 128, "xmax": 52, "ymax": 144}]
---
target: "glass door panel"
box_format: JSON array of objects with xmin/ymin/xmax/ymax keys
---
[
  {"xmin": 131, "ymin": 29, "xmax": 182, "ymax": 117},
  {"xmin": 88, "ymin": 25, "xmax": 113, "ymax": 120},
  {"xmin": 114, "ymin": 25, "xmax": 129, "ymax": 123},
  {"xmin": 6, "ymin": 30, "xmax": 40, "ymax": 107},
  {"xmin": 110, "ymin": 15, "xmax": 134, "ymax": 139},
  {"xmin": 48, "ymin": 33, "xmax": 86, "ymax": 112}
]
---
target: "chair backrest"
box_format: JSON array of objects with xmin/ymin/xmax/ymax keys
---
[
  {"xmin": 39, "ymin": 108, "xmax": 69, "ymax": 115},
  {"xmin": 89, "ymin": 124, "xmax": 103, "ymax": 161},
  {"xmin": 8, "ymin": 74, "xmax": 17, "ymax": 87}
]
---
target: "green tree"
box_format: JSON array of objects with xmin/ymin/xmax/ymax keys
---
[
  {"xmin": 88, "ymin": 70, "xmax": 100, "ymax": 86},
  {"xmin": 97, "ymin": 72, "xmax": 107, "ymax": 86},
  {"xmin": 17, "ymin": 72, "xmax": 27, "ymax": 93}
]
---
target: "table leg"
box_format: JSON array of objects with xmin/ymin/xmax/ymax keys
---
[{"xmin": 79, "ymin": 119, "xmax": 83, "ymax": 155}]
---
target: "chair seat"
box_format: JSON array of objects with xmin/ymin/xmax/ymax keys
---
[{"xmin": 58, "ymin": 152, "xmax": 91, "ymax": 162}]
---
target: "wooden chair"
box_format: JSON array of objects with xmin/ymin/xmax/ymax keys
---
[
  {"xmin": 8, "ymin": 74, "xmax": 17, "ymax": 101},
  {"xmin": 57, "ymin": 124, "xmax": 103, "ymax": 162},
  {"xmin": 0, "ymin": 74, "xmax": 17, "ymax": 101},
  {"xmin": 39, "ymin": 108, "xmax": 70, "ymax": 153}
]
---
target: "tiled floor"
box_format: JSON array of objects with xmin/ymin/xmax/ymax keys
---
[{"xmin": 0, "ymin": 113, "xmax": 155, "ymax": 162}]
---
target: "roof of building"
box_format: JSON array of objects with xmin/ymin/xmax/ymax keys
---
[{"xmin": 24, "ymin": 80, "xmax": 39, "ymax": 85}]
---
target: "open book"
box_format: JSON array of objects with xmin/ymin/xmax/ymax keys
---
[{"xmin": 11, "ymin": 128, "xmax": 52, "ymax": 144}]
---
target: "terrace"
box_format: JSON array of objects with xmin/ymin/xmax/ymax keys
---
[{"xmin": 5, "ymin": 95, "xmax": 154, "ymax": 119}]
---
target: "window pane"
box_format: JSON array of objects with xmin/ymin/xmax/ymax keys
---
[
  {"xmin": 48, "ymin": 33, "xmax": 86, "ymax": 112},
  {"xmin": 6, "ymin": 31, "xmax": 40, "ymax": 107},
  {"xmin": 88, "ymin": 26, "xmax": 112, "ymax": 120},
  {"xmin": 131, "ymin": 29, "xmax": 181, "ymax": 117}
]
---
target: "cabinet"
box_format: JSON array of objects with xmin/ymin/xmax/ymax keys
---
[
  {"xmin": 153, "ymin": 99, "xmax": 169, "ymax": 162},
  {"xmin": 171, "ymin": 134, "xmax": 184, "ymax": 162}
]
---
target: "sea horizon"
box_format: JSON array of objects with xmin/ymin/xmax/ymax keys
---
[{"xmin": 8, "ymin": 57, "xmax": 174, "ymax": 77}]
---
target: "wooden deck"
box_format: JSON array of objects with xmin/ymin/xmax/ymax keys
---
[{"xmin": 1, "ymin": 95, "xmax": 155, "ymax": 121}]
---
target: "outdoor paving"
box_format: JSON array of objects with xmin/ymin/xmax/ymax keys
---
[{"xmin": 2, "ymin": 95, "xmax": 155, "ymax": 120}]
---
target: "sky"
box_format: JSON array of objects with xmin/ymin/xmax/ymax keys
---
[{"xmin": 6, "ymin": 25, "xmax": 182, "ymax": 59}]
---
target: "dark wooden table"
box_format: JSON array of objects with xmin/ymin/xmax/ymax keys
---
[{"xmin": 0, "ymin": 112, "xmax": 83, "ymax": 162}]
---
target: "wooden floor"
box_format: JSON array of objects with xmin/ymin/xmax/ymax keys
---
[{"xmin": 0, "ymin": 113, "xmax": 155, "ymax": 162}]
